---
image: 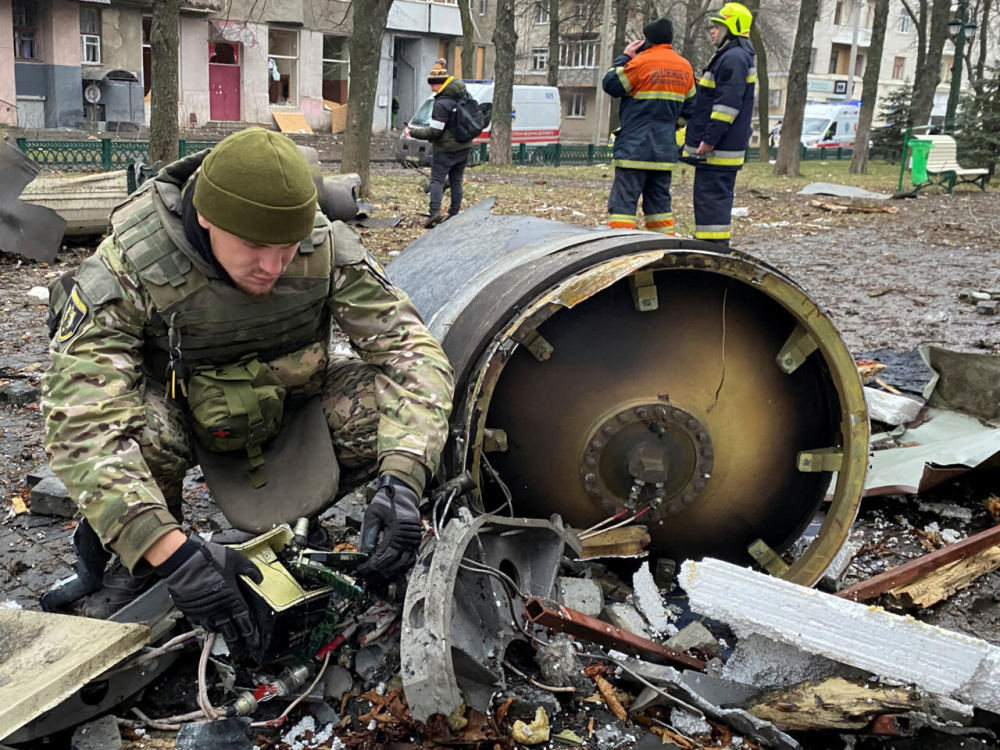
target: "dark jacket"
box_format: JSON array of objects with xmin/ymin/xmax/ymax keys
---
[
  {"xmin": 409, "ymin": 78, "xmax": 473, "ymax": 153},
  {"xmin": 683, "ymin": 37, "xmax": 756, "ymax": 169},
  {"xmin": 601, "ymin": 44, "xmax": 696, "ymax": 170}
]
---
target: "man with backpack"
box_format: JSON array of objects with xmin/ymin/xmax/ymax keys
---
[{"xmin": 409, "ymin": 60, "xmax": 483, "ymax": 228}]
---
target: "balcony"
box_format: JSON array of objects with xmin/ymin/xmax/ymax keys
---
[{"xmin": 831, "ymin": 24, "xmax": 872, "ymax": 47}]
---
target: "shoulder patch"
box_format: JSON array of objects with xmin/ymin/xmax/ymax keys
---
[
  {"xmin": 364, "ymin": 251, "xmax": 392, "ymax": 287},
  {"xmin": 57, "ymin": 288, "xmax": 92, "ymax": 344}
]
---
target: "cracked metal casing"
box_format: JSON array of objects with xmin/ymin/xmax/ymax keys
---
[{"xmin": 400, "ymin": 512, "xmax": 581, "ymax": 721}]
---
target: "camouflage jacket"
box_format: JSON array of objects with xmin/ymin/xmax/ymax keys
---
[{"xmin": 42, "ymin": 162, "xmax": 454, "ymax": 573}]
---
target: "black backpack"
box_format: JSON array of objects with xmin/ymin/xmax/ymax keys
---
[{"xmin": 451, "ymin": 94, "xmax": 485, "ymax": 144}]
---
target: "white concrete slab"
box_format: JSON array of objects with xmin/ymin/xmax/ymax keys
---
[{"xmin": 679, "ymin": 558, "xmax": 1000, "ymax": 712}]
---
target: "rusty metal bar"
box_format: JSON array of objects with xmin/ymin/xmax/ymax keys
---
[
  {"xmin": 524, "ymin": 597, "xmax": 706, "ymax": 671},
  {"xmin": 837, "ymin": 524, "xmax": 1000, "ymax": 603}
]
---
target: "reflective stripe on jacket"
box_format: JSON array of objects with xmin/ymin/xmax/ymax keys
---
[
  {"xmin": 684, "ymin": 37, "xmax": 756, "ymax": 169},
  {"xmin": 602, "ymin": 44, "xmax": 696, "ymax": 171}
]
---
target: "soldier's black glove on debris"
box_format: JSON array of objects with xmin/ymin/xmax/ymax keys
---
[
  {"xmin": 157, "ymin": 535, "xmax": 264, "ymax": 656},
  {"xmin": 356, "ymin": 474, "xmax": 423, "ymax": 578}
]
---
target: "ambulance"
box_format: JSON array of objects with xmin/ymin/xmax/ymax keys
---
[
  {"xmin": 799, "ymin": 101, "xmax": 861, "ymax": 148},
  {"xmin": 396, "ymin": 82, "xmax": 561, "ymax": 166}
]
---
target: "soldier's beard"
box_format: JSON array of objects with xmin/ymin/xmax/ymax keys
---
[{"xmin": 235, "ymin": 280, "xmax": 277, "ymax": 297}]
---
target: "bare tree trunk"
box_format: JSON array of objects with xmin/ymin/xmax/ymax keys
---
[
  {"xmin": 746, "ymin": 0, "xmax": 770, "ymax": 159},
  {"xmin": 643, "ymin": 0, "xmax": 656, "ymax": 25},
  {"xmin": 900, "ymin": 1, "xmax": 926, "ymax": 75},
  {"xmin": 974, "ymin": 0, "xmax": 992, "ymax": 95},
  {"xmin": 491, "ymin": 0, "xmax": 517, "ymax": 164},
  {"xmin": 149, "ymin": 0, "xmax": 180, "ymax": 165},
  {"xmin": 547, "ymin": 0, "xmax": 560, "ymax": 87},
  {"xmin": 911, "ymin": 0, "xmax": 950, "ymax": 127},
  {"xmin": 773, "ymin": 0, "xmax": 820, "ymax": 176},
  {"xmin": 850, "ymin": 0, "xmax": 889, "ymax": 172},
  {"xmin": 342, "ymin": 0, "xmax": 395, "ymax": 196},
  {"xmin": 459, "ymin": 0, "xmax": 476, "ymax": 78},
  {"xmin": 609, "ymin": 0, "xmax": 631, "ymax": 133}
]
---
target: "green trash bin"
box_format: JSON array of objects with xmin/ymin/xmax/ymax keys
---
[{"xmin": 907, "ymin": 139, "xmax": 933, "ymax": 186}]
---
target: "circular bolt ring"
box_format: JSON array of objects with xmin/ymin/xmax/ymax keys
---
[{"xmin": 581, "ymin": 402, "xmax": 714, "ymax": 518}]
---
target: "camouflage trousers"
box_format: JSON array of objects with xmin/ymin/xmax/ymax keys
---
[{"xmin": 141, "ymin": 357, "xmax": 379, "ymax": 515}]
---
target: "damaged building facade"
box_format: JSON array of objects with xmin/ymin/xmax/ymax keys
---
[{"xmin": 0, "ymin": 0, "xmax": 495, "ymax": 133}]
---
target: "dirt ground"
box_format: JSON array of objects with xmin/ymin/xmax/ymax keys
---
[
  {"xmin": 2, "ymin": 163, "xmax": 999, "ymax": 749},
  {"xmin": 2, "ymin": 163, "xmax": 998, "ymax": 608}
]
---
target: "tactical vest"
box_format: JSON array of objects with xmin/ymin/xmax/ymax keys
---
[{"xmin": 110, "ymin": 179, "xmax": 334, "ymax": 394}]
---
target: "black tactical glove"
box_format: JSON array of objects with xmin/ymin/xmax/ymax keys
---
[
  {"xmin": 157, "ymin": 536, "xmax": 264, "ymax": 656},
  {"xmin": 356, "ymin": 475, "xmax": 423, "ymax": 578}
]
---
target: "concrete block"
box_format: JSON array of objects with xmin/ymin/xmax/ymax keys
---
[
  {"xmin": 632, "ymin": 561, "xmax": 674, "ymax": 636},
  {"xmin": 818, "ymin": 540, "xmax": 860, "ymax": 592},
  {"xmin": 29, "ymin": 476, "xmax": 77, "ymax": 518},
  {"xmin": 680, "ymin": 559, "xmax": 1000, "ymax": 712},
  {"xmin": 721, "ymin": 633, "xmax": 861, "ymax": 691},
  {"xmin": 25, "ymin": 464, "xmax": 56, "ymax": 488},
  {"xmin": 666, "ymin": 621, "xmax": 719, "ymax": 654},
  {"xmin": 554, "ymin": 576, "xmax": 602, "ymax": 617},
  {"xmin": 977, "ymin": 300, "xmax": 998, "ymax": 315},
  {"xmin": 602, "ymin": 603, "xmax": 651, "ymax": 639},
  {"xmin": 0, "ymin": 609, "xmax": 148, "ymax": 739},
  {"xmin": 864, "ymin": 386, "xmax": 922, "ymax": 426},
  {"xmin": 71, "ymin": 715, "xmax": 123, "ymax": 750},
  {"xmin": 671, "ymin": 707, "xmax": 712, "ymax": 737},
  {"xmin": 0, "ymin": 381, "xmax": 39, "ymax": 407}
]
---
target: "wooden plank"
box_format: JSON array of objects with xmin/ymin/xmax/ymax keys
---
[
  {"xmin": 272, "ymin": 110, "xmax": 314, "ymax": 134},
  {"xmin": 889, "ymin": 547, "xmax": 1000, "ymax": 608},
  {"xmin": 837, "ymin": 524, "xmax": 1000, "ymax": 602},
  {"xmin": 325, "ymin": 100, "xmax": 347, "ymax": 135},
  {"xmin": 0, "ymin": 609, "xmax": 149, "ymax": 739},
  {"xmin": 747, "ymin": 677, "xmax": 921, "ymax": 731},
  {"xmin": 578, "ymin": 525, "xmax": 651, "ymax": 559}
]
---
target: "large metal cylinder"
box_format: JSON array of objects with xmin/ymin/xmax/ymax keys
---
[{"xmin": 388, "ymin": 199, "xmax": 868, "ymax": 585}]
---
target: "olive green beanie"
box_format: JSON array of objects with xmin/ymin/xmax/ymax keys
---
[{"xmin": 193, "ymin": 128, "xmax": 317, "ymax": 244}]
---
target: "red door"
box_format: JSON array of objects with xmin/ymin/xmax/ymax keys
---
[{"xmin": 209, "ymin": 42, "xmax": 241, "ymax": 121}]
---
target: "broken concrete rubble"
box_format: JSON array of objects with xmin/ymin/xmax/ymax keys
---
[
  {"xmin": 70, "ymin": 714, "xmax": 123, "ymax": 750},
  {"xmin": 632, "ymin": 561, "xmax": 676, "ymax": 636},
  {"xmin": 864, "ymin": 386, "xmax": 923, "ymax": 426},
  {"xmin": 680, "ymin": 558, "xmax": 1000, "ymax": 713},
  {"xmin": 721, "ymin": 633, "xmax": 864, "ymax": 691},
  {"xmin": 29, "ymin": 475, "xmax": 76, "ymax": 518},
  {"xmin": 554, "ymin": 575, "xmax": 602, "ymax": 616},
  {"xmin": 666, "ymin": 621, "xmax": 719, "ymax": 655}
]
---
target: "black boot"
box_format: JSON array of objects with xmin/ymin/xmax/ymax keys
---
[
  {"xmin": 79, "ymin": 558, "xmax": 156, "ymax": 619},
  {"xmin": 424, "ymin": 211, "xmax": 445, "ymax": 229}
]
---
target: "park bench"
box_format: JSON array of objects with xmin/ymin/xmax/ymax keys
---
[{"xmin": 913, "ymin": 134, "xmax": 990, "ymax": 194}]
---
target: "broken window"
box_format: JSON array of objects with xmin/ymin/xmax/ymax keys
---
[
  {"xmin": 322, "ymin": 35, "xmax": 349, "ymax": 104},
  {"xmin": 80, "ymin": 7, "xmax": 102, "ymax": 65},
  {"xmin": 13, "ymin": 0, "xmax": 39, "ymax": 60},
  {"xmin": 268, "ymin": 29, "xmax": 298, "ymax": 106}
]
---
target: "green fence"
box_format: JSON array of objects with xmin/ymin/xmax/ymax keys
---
[
  {"xmin": 469, "ymin": 143, "xmax": 882, "ymax": 166},
  {"xmin": 14, "ymin": 137, "xmax": 220, "ymax": 172},
  {"xmin": 15, "ymin": 137, "xmax": 888, "ymax": 172}
]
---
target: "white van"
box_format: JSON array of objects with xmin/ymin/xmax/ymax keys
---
[
  {"xmin": 395, "ymin": 82, "xmax": 561, "ymax": 166},
  {"xmin": 799, "ymin": 102, "xmax": 861, "ymax": 148}
]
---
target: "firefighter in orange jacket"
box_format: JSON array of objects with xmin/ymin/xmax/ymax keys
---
[{"xmin": 602, "ymin": 17, "xmax": 696, "ymax": 234}]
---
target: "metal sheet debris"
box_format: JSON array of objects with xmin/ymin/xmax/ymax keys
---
[
  {"xmin": 400, "ymin": 512, "xmax": 581, "ymax": 722},
  {"xmin": 0, "ymin": 135, "xmax": 67, "ymax": 262},
  {"xmin": 797, "ymin": 182, "xmax": 892, "ymax": 200}
]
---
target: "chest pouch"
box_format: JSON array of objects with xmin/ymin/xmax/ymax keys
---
[{"xmin": 187, "ymin": 358, "xmax": 286, "ymax": 488}]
